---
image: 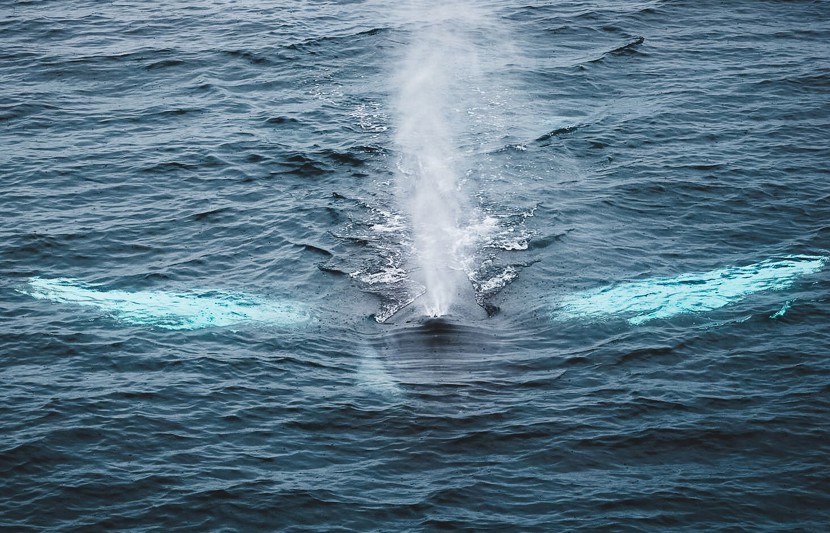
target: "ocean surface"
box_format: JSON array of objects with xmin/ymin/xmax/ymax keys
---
[{"xmin": 3, "ymin": 0, "xmax": 830, "ymax": 530}]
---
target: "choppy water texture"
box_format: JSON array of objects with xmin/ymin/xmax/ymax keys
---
[{"xmin": 3, "ymin": 0, "xmax": 830, "ymax": 531}]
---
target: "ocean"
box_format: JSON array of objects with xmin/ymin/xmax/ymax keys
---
[{"xmin": 2, "ymin": 0, "xmax": 829, "ymax": 530}]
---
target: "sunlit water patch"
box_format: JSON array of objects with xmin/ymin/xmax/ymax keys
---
[
  {"xmin": 553, "ymin": 255, "xmax": 826, "ymax": 325},
  {"xmin": 26, "ymin": 277, "xmax": 310, "ymax": 330}
]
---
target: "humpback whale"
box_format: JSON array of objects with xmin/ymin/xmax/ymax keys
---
[{"xmin": 23, "ymin": 255, "xmax": 825, "ymax": 331}]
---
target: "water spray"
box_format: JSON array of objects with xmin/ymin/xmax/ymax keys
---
[{"xmin": 392, "ymin": 2, "xmax": 489, "ymax": 318}]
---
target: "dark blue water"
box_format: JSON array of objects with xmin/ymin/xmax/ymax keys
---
[{"xmin": 3, "ymin": 0, "xmax": 830, "ymax": 530}]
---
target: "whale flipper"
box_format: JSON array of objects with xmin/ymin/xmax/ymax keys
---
[
  {"xmin": 552, "ymin": 255, "xmax": 826, "ymax": 325},
  {"xmin": 26, "ymin": 277, "xmax": 310, "ymax": 330}
]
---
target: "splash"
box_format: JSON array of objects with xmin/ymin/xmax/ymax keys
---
[
  {"xmin": 552, "ymin": 255, "xmax": 826, "ymax": 325},
  {"xmin": 26, "ymin": 277, "xmax": 310, "ymax": 330},
  {"xmin": 392, "ymin": 1, "xmax": 491, "ymax": 317}
]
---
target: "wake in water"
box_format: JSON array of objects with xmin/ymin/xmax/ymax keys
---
[
  {"xmin": 552, "ymin": 255, "xmax": 826, "ymax": 325},
  {"xmin": 25, "ymin": 277, "xmax": 309, "ymax": 330}
]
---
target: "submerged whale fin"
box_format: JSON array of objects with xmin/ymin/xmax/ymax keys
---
[
  {"xmin": 26, "ymin": 277, "xmax": 310, "ymax": 330},
  {"xmin": 552, "ymin": 255, "xmax": 826, "ymax": 325}
]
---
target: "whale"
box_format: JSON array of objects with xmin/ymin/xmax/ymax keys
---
[
  {"xmin": 551, "ymin": 255, "xmax": 826, "ymax": 325},
  {"xmin": 25, "ymin": 277, "xmax": 310, "ymax": 330},
  {"xmin": 24, "ymin": 254, "xmax": 825, "ymax": 332}
]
